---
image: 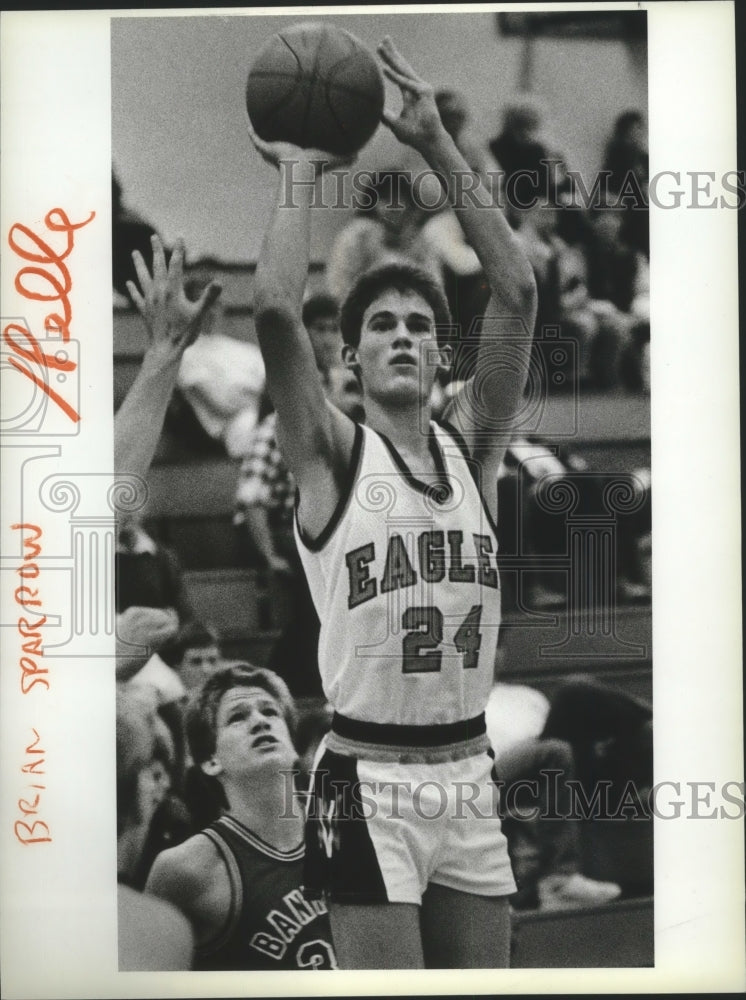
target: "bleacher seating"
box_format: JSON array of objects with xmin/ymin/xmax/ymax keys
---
[
  {"xmin": 118, "ymin": 258, "xmax": 652, "ymax": 685},
  {"xmin": 117, "ymin": 259, "xmax": 654, "ymax": 957}
]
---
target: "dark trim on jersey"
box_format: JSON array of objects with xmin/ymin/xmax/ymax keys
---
[
  {"xmin": 331, "ymin": 711, "xmax": 487, "ymax": 748},
  {"xmin": 437, "ymin": 417, "xmax": 472, "ymax": 463},
  {"xmin": 376, "ymin": 425, "xmax": 453, "ymax": 504},
  {"xmin": 437, "ymin": 418, "xmax": 502, "ymax": 542},
  {"xmin": 217, "ymin": 814, "xmax": 304, "ymax": 863},
  {"xmin": 295, "ymin": 421, "xmax": 365, "ymax": 553},
  {"xmin": 197, "ymin": 826, "xmax": 243, "ymax": 957}
]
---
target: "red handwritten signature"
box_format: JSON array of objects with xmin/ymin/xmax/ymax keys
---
[
  {"xmin": 11, "ymin": 526, "xmax": 52, "ymax": 846},
  {"xmin": 3, "ymin": 207, "xmax": 94, "ymax": 424},
  {"xmin": 15, "ymin": 729, "xmax": 51, "ymax": 846},
  {"xmin": 12, "ymin": 524, "xmax": 48, "ymax": 695}
]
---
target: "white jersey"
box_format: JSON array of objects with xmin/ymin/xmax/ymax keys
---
[{"xmin": 295, "ymin": 421, "xmax": 501, "ymax": 727}]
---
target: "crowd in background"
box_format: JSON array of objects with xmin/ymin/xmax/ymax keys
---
[{"xmin": 113, "ymin": 95, "xmax": 653, "ymax": 969}]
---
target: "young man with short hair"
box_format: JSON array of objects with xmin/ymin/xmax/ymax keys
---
[
  {"xmin": 145, "ymin": 664, "xmax": 336, "ymax": 970},
  {"xmin": 249, "ymin": 38, "xmax": 536, "ymax": 969}
]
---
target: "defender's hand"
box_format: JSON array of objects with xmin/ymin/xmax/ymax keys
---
[
  {"xmin": 378, "ymin": 36, "xmax": 443, "ymax": 154},
  {"xmin": 127, "ymin": 235, "xmax": 222, "ymax": 352}
]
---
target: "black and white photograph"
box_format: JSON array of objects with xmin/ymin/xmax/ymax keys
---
[{"xmin": 0, "ymin": 3, "xmax": 743, "ymax": 996}]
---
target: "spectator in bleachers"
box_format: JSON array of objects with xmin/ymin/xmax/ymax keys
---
[
  {"xmin": 433, "ymin": 88, "xmax": 498, "ymax": 183},
  {"xmin": 112, "ymin": 169, "xmax": 161, "ymax": 306},
  {"xmin": 488, "ymin": 671, "xmax": 654, "ymax": 907},
  {"xmin": 486, "ymin": 680, "xmax": 622, "ymax": 911},
  {"xmin": 116, "ymin": 684, "xmax": 193, "ymax": 969},
  {"xmin": 326, "ymin": 170, "xmax": 440, "ymax": 304},
  {"xmin": 489, "ymin": 96, "xmax": 571, "ymax": 227},
  {"xmin": 116, "ymin": 604, "xmax": 181, "ymax": 682},
  {"xmin": 584, "ymin": 201, "xmax": 649, "ymax": 319},
  {"xmin": 172, "ymin": 275, "xmax": 266, "ymax": 459},
  {"xmin": 116, "ymin": 514, "xmax": 195, "ymax": 623},
  {"xmin": 233, "ymin": 294, "xmax": 364, "ymax": 698},
  {"xmin": 129, "ymin": 686, "xmax": 193, "ymax": 892},
  {"xmin": 495, "ymin": 438, "xmax": 651, "ymax": 610},
  {"xmin": 513, "ymin": 196, "xmax": 632, "ymax": 390},
  {"xmin": 541, "ymin": 675, "xmax": 654, "ymax": 898},
  {"xmin": 602, "ymin": 110, "xmax": 649, "ymax": 258},
  {"xmin": 169, "ymin": 620, "xmax": 222, "ymax": 696},
  {"xmin": 620, "ymin": 321, "xmax": 650, "ymax": 395}
]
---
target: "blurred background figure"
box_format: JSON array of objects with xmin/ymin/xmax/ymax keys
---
[
  {"xmin": 169, "ymin": 620, "xmax": 223, "ymax": 696},
  {"xmin": 116, "ymin": 514, "xmax": 196, "ymax": 677},
  {"xmin": 513, "ymin": 196, "xmax": 633, "ymax": 391},
  {"xmin": 602, "ymin": 110, "xmax": 649, "ymax": 258},
  {"xmin": 116, "ymin": 684, "xmax": 193, "ymax": 970},
  {"xmin": 489, "ymin": 96, "xmax": 571, "ymax": 226},
  {"xmin": 326, "ymin": 169, "xmax": 439, "ymax": 304},
  {"xmin": 112, "ymin": 169, "xmax": 161, "ymax": 305},
  {"xmin": 486, "ymin": 671, "xmax": 653, "ymax": 909},
  {"xmin": 486, "ymin": 680, "xmax": 622, "ymax": 912},
  {"xmin": 171, "ymin": 275, "xmax": 266, "ymax": 459}
]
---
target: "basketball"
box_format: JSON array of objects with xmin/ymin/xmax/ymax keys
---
[{"xmin": 246, "ymin": 22, "xmax": 385, "ymax": 157}]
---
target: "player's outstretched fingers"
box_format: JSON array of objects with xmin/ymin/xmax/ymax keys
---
[
  {"xmin": 381, "ymin": 63, "xmax": 424, "ymax": 95},
  {"xmin": 194, "ymin": 281, "xmax": 223, "ymax": 321},
  {"xmin": 378, "ymin": 36, "xmax": 422, "ymax": 83},
  {"xmin": 125, "ymin": 279, "xmax": 146, "ymax": 317},
  {"xmin": 131, "ymin": 249, "xmax": 152, "ymax": 298},
  {"xmin": 166, "ymin": 238, "xmax": 185, "ymax": 299},
  {"xmin": 151, "ymin": 233, "xmax": 169, "ymax": 289}
]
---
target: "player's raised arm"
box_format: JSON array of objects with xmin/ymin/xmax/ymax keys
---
[
  {"xmin": 115, "ymin": 236, "xmax": 221, "ymax": 481},
  {"xmin": 378, "ymin": 37, "xmax": 537, "ymax": 461},
  {"xmin": 250, "ymin": 135, "xmax": 357, "ymax": 535}
]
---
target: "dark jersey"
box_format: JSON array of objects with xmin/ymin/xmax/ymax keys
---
[{"xmin": 193, "ymin": 814, "xmax": 336, "ymax": 971}]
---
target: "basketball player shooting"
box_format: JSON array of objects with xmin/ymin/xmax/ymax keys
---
[{"xmin": 249, "ymin": 36, "xmax": 537, "ymax": 969}]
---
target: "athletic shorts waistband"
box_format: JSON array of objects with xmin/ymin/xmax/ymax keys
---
[{"xmin": 327, "ymin": 712, "xmax": 489, "ymax": 763}]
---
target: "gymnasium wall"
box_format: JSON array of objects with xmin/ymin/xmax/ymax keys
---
[{"xmin": 111, "ymin": 11, "xmax": 647, "ymax": 264}]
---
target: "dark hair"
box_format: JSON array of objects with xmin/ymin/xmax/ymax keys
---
[
  {"xmin": 158, "ymin": 620, "xmax": 219, "ymax": 670},
  {"xmin": 185, "ymin": 663, "xmax": 297, "ymax": 766},
  {"xmin": 340, "ymin": 262, "xmax": 453, "ymax": 349},
  {"xmin": 614, "ymin": 110, "xmax": 644, "ymax": 137},
  {"xmin": 174, "ymin": 620, "xmax": 219, "ymax": 658},
  {"xmin": 302, "ymin": 292, "xmax": 339, "ymax": 330},
  {"xmin": 354, "ymin": 169, "xmax": 416, "ymax": 217}
]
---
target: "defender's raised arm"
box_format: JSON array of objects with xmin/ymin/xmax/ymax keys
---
[{"xmin": 115, "ymin": 236, "xmax": 221, "ymax": 481}]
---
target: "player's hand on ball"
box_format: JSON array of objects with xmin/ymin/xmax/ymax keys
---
[
  {"xmin": 378, "ymin": 36, "xmax": 443, "ymax": 154},
  {"xmin": 248, "ymin": 122, "xmax": 356, "ymax": 171},
  {"xmin": 127, "ymin": 235, "xmax": 222, "ymax": 353}
]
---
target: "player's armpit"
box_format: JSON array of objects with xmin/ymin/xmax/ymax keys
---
[{"xmin": 145, "ymin": 835, "xmax": 229, "ymax": 947}]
